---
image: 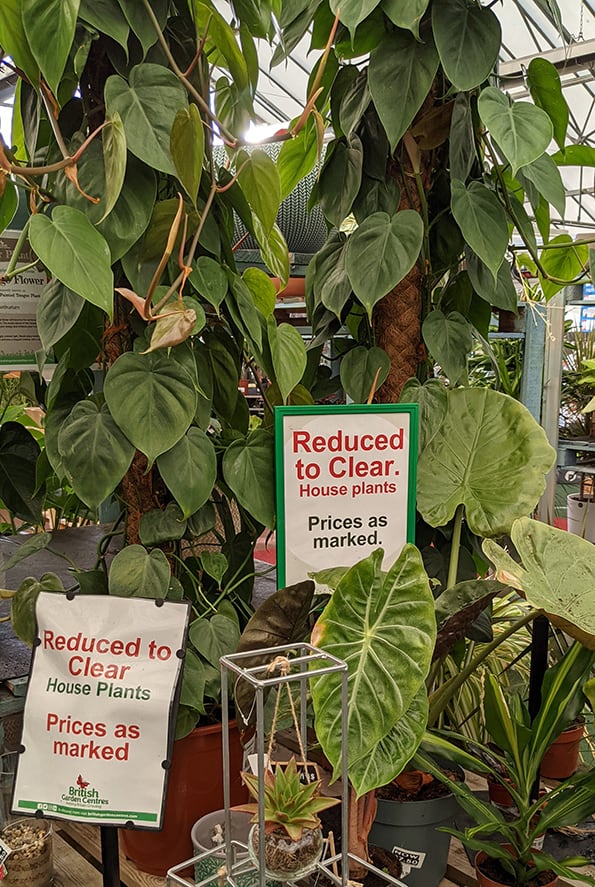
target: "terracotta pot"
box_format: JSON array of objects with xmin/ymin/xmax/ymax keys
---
[
  {"xmin": 120, "ymin": 721, "xmax": 246, "ymax": 876},
  {"xmin": 540, "ymin": 721, "xmax": 585, "ymax": 779},
  {"xmin": 475, "ymin": 850, "xmax": 558, "ymax": 887},
  {"xmin": 487, "ymin": 778, "xmax": 515, "ymax": 808}
]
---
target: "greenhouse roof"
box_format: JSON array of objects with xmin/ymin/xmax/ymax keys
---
[{"xmin": 1, "ymin": 0, "xmax": 594, "ymax": 228}]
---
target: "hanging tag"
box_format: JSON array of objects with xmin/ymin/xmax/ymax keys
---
[
  {"xmin": 271, "ymin": 760, "xmax": 321, "ymax": 785},
  {"xmin": 247, "ymin": 753, "xmax": 271, "ymax": 776}
]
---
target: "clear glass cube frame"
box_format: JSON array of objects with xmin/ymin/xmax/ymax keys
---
[{"xmin": 167, "ymin": 642, "xmax": 407, "ymax": 887}]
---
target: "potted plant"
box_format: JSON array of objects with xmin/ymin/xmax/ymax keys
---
[
  {"xmin": 237, "ymin": 757, "xmax": 340, "ymax": 881},
  {"xmin": 418, "ymin": 641, "xmax": 595, "ymax": 886}
]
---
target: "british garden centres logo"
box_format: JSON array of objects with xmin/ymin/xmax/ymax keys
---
[{"xmin": 61, "ymin": 774, "xmax": 109, "ymax": 806}]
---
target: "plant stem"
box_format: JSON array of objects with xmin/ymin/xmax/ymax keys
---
[
  {"xmin": 428, "ymin": 607, "xmax": 538, "ymax": 726},
  {"xmin": 2, "ymin": 259, "xmax": 40, "ymax": 281},
  {"xmin": 446, "ymin": 503, "xmax": 464, "ymax": 589},
  {"xmin": 4, "ymin": 220, "xmax": 30, "ymax": 277}
]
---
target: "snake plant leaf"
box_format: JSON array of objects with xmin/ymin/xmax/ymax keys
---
[
  {"xmin": 12, "ymin": 574, "xmax": 64, "ymax": 645},
  {"xmin": 349, "ymin": 685, "xmax": 429, "ymax": 796},
  {"xmin": 417, "ymin": 389, "xmax": 556, "ymax": 537},
  {"xmin": 58, "ymin": 401, "xmax": 135, "ymax": 509},
  {"xmin": 484, "ymin": 517, "xmax": 595, "ymax": 647},
  {"xmin": 104, "ymin": 351, "xmax": 197, "ymax": 465},
  {"xmin": 157, "ymin": 427, "xmax": 217, "ymax": 519},
  {"xmin": 345, "ymin": 210, "xmax": 424, "ymax": 320},
  {"xmin": 368, "ymin": 29, "xmax": 439, "ymax": 152},
  {"xmin": 477, "ymin": 88, "xmax": 553, "ymax": 175},
  {"xmin": 104, "ymin": 64, "xmax": 188, "ymax": 175},
  {"xmin": 527, "ymin": 58, "xmax": 568, "ymax": 152},
  {"xmin": 450, "ymin": 180, "xmax": 508, "ymax": 282},
  {"xmin": 432, "ymin": 0, "xmax": 501, "ymax": 90},
  {"xmin": 108, "ymin": 545, "xmax": 170, "ymax": 599},
  {"xmin": 340, "ymin": 346, "xmax": 390, "ymax": 404},
  {"xmin": 311, "ymin": 546, "xmax": 436, "ymax": 794},
  {"xmin": 29, "ymin": 206, "xmax": 114, "ymax": 317}
]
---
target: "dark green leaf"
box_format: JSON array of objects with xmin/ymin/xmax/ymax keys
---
[
  {"xmin": 104, "ymin": 64, "xmax": 188, "ymax": 175},
  {"xmin": 222, "ymin": 429, "xmax": 275, "ymax": 528},
  {"xmin": 189, "ymin": 257, "xmax": 228, "ymax": 312},
  {"xmin": 108, "ymin": 545, "xmax": 170, "ymax": 598},
  {"xmin": 22, "ymin": 0, "xmax": 78, "ymax": 94},
  {"xmin": 267, "ymin": 318, "xmax": 307, "ymax": 403},
  {"xmin": 0, "ymin": 0, "xmax": 39, "ymax": 85},
  {"xmin": 99, "ymin": 111, "xmax": 127, "ymax": 223},
  {"xmin": 189, "ymin": 614, "xmax": 240, "ymax": 668},
  {"xmin": 340, "ymin": 346, "xmax": 390, "ymax": 403},
  {"xmin": 0, "ymin": 422, "xmax": 42, "ymax": 524},
  {"xmin": 399, "ymin": 378, "xmax": 448, "ymax": 453},
  {"xmin": 318, "ymin": 134, "xmax": 363, "ymax": 227},
  {"xmin": 449, "ymin": 93, "xmax": 476, "ymax": 182},
  {"xmin": 157, "ymin": 428, "xmax": 217, "ymax": 519},
  {"xmin": 139, "ymin": 504, "xmax": 187, "ymax": 546},
  {"xmin": 189, "ymin": 1, "xmax": 249, "ymax": 90},
  {"xmin": 36, "ymin": 279, "xmax": 84, "ymax": 351},
  {"xmin": 432, "ymin": 0, "xmax": 501, "ymax": 90},
  {"xmin": 204, "ymin": 334, "xmax": 239, "ymax": 423},
  {"xmin": 171, "ymin": 105, "xmax": 204, "ymax": 206},
  {"xmin": 0, "ymin": 532, "xmax": 52, "ymax": 573},
  {"xmin": 345, "ymin": 210, "xmax": 424, "ymax": 319},
  {"xmin": 450, "ymin": 180, "xmax": 508, "ymax": 281},
  {"xmin": 339, "ymin": 70, "xmax": 370, "ymax": 135},
  {"xmin": 29, "ymin": 206, "xmax": 114, "ymax": 317},
  {"xmin": 527, "ymin": 57, "xmax": 568, "ymax": 151},
  {"xmin": 58, "ymin": 401, "xmax": 134, "ymax": 508},
  {"xmin": 381, "ymin": 0, "xmax": 429, "ymax": 36},
  {"xmin": 253, "ymin": 219, "xmax": 290, "ymax": 286},
  {"xmin": 422, "ymin": 310, "xmax": 472, "ymax": 384},
  {"xmin": 329, "ymin": 0, "xmax": 380, "ymax": 37},
  {"xmin": 519, "ymin": 153, "xmax": 566, "ymax": 218},
  {"xmin": 237, "ymin": 149, "xmax": 281, "ymax": 235},
  {"xmin": 12, "ymin": 573, "xmax": 64, "ymax": 645},
  {"xmin": 104, "ymin": 351, "xmax": 197, "ymax": 464},
  {"xmin": 118, "ymin": 0, "xmax": 168, "ymax": 56},
  {"xmin": 466, "ymin": 250, "xmax": 518, "ymax": 312},
  {"xmin": 79, "ymin": 0, "xmax": 129, "ymax": 51},
  {"xmin": 0, "ymin": 180, "xmax": 18, "ymax": 235},
  {"xmin": 227, "ymin": 272, "xmax": 263, "ymax": 352},
  {"xmin": 369, "ymin": 29, "xmax": 439, "ymax": 151}
]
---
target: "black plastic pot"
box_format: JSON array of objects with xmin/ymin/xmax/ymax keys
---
[{"xmin": 368, "ymin": 766, "xmax": 461, "ymax": 887}]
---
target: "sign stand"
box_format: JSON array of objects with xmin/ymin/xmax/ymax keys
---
[{"xmin": 100, "ymin": 826, "xmax": 120, "ymax": 886}]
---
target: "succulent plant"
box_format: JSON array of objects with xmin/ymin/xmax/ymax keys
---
[{"xmin": 238, "ymin": 757, "xmax": 340, "ymax": 841}]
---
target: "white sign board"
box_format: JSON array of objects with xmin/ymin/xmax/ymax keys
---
[
  {"xmin": 12, "ymin": 593, "xmax": 189, "ymax": 827},
  {"xmin": 0, "ymin": 230, "xmax": 48, "ymax": 366},
  {"xmin": 275, "ymin": 404, "xmax": 418, "ymax": 586}
]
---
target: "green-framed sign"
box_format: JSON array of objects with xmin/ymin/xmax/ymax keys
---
[{"xmin": 275, "ymin": 403, "xmax": 418, "ymax": 587}]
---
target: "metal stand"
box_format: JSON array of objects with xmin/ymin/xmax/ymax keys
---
[
  {"xmin": 100, "ymin": 825, "xmax": 120, "ymax": 887},
  {"xmin": 167, "ymin": 642, "xmax": 407, "ymax": 887}
]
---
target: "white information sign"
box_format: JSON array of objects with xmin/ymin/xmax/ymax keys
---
[
  {"xmin": 0, "ymin": 231, "xmax": 48, "ymax": 365},
  {"xmin": 12, "ymin": 593, "xmax": 189, "ymax": 827},
  {"xmin": 275, "ymin": 404, "xmax": 418, "ymax": 586}
]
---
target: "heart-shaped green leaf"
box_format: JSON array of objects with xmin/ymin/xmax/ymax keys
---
[
  {"xmin": 253, "ymin": 219, "xmax": 290, "ymax": 287},
  {"xmin": 369, "ymin": 29, "xmax": 439, "ymax": 151},
  {"xmin": 242, "ymin": 268, "xmax": 277, "ymax": 317},
  {"xmin": 422, "ymin": 310, "xmax": 473, "ymax": 385},
  {"xmin": 79, "ymin": 0, "xmax": 129, "ymax": 52},
  {"xmin": 0, "ymin": 0, "xmax": 39, "ymax": 86},
  {"xmin": 381, "ymin": 0, "xmax": 429, "ymax": 36},
  {"xmin": 345, "ymin": 210, "xmax": 424, "ymax": 319},
  {"xmin": 0, "ymin": 422, "xmax": 42, "ymax": 524},
  {"xmin": 538, "ymin": 234, "xmax": 589, "ymax": 301},
  {"xmin": 278, "ymin": 119, "xmax": 318, "ymax": 200},
  {"xmin": 399, "ymin": 378, "xmax": 448, "ymax": 453},
  {"xmin": 58, "ymin": 401, "xmax": 135, "ymax": 508},
  {"xmin": 451, "ymin": 180, "xmax": 508, "ymax": 281},
  {"xmin": 519, "ymin": 153, "xmax": 566, "ymax": 219},
  {"xmin": 12, "ymin": 573, "xmax": 64, "ymax": 645},
  {"xmin": 527, "ymin": 58, "xmax": 568, "ymax": 152},
  {"xmin": 200, "ymin": 552, "xmax": 228, "ymax": 585},
  {"xmin": 104, "ymin": 351, "xmax": 197, "ymax": 464},
  {"xmin": 222, "ymin": 429, "xmax": 275, "ymax": 528},
  {"xmin": 318, "ymin": 134, "xmax": 363, "ymax": 227},
  {"xmin": 189, "ymin": 614, "xmax": 241, "ymax": 668},
  {"xmin": 22, "ymin": 0, "xmax": 78, "ymax": 94},
  {"xmin": 37, "ymin": 279, "xmax": 84, "ymax": 351},
  {"xmin": 340, "ymin": 346, "xmax": 390, "ymax": 403},
  {"xmin": 29, "ymin": 206, "xmax": 114, "ymax": 317},
  {"xmin": 104, "ymin": 64, "xmax": 187, "ymax": 174},
  {"xmin": 267, "ymin": 318, "xmax": 307, "ymax": 404},
  {"xmin": 139, "ymin": 503, "xmax": 187, "ymax": 546},
  {"xmin": 118, "ymin": 0, "xmax": 168, "ymax": 57},
  {"xmin": 311, "ymin": 546, "xmax": 435, "ymax": 792},
  {"xmin": 157, "ymin": 427, "xmax": 217, "ymax": 519},
  {"xmin": 432, "ymin": 0, "xmax": 501, "ymax": 90},
  {"xmin": 465, "ymin": 250, "xmax": 517, "ymax": 312},
  {"xmin": 108, "ymin": 545, "xmax": 170, "ymax": 598},
  {"xmin": 417, "ymin": 388, "xmax": 556, "ymax": 537},
  {"xmin": 189, "ymin": 257, "xmax": 228, "ymax": 312},
  {"xmin": 171, "ymin": 104, "xmax": 204, "ymax": 206},
  {"xmin": 478, "ymin": 88, "xmax": 553, "ymax": 175},
  {"xmin": 330, "ymin": 0, "xmax": 382, "ymax": 37}
]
